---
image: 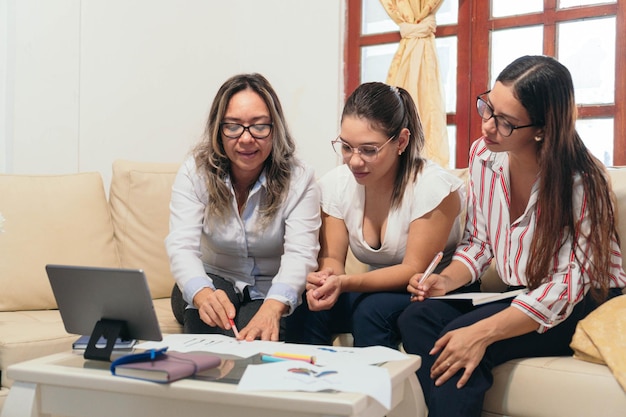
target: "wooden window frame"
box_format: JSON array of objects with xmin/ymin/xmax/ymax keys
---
[{"xmin": 346, "ymin": 0, "xmax": 626, "ymax": 167}]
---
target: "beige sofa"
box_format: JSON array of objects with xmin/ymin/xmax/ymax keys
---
[
  {"xmin": 0, "ymin": 161, "xmax": 624, "ymax": 415},
  {"xmin": 0, "ymin": 160, "xmax": 184, "ymax": 410}
]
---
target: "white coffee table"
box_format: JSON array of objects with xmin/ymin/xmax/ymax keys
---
[{"xmin": 1, "ymin": 351, "xmax": 426, "ymax": 417}]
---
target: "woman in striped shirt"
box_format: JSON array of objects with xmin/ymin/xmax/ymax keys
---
[{"xmin": 398, "ymin": 55, "xmax": 626, "ymax": 417}]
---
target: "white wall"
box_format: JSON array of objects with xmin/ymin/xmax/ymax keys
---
[{"xmin": 0, "ymin": 0, "xmax": 344, "ymax": 189}]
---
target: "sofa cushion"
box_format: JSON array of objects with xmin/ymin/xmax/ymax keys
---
[
  {"xmin": 153, "ymin": 298, "xmax": 183, "ymax": 334},
  {"xmin": 109, "ymin": 160, "xmax": 180, "ymax": 299},
  {"xmin": 485, "ymin": 356, "xmax": 626, "ymax": 417},
  {"xmin": 0, "ymin": 173, "xmax": 120, "ymax": 311},
  {"xmin": 570, "ymin": 294, "xmax": 626, "ymax": 392},
  {"xmin": 0, "ymin": 310, "xmax": 75, "ymax": 390}
]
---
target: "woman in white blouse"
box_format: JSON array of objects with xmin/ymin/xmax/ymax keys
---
[
  {"xmin": 167, "ymin": 73, "xmax": 321, "ymax": 341},
  {"xmin": 399, "ymin": 55, "xmax": 626, "ymax": 417},
  {"xmin": 286, "ymin": 82, "xmax": 467, "ymax": 349}
]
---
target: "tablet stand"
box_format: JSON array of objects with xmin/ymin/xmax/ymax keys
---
[{"xmin": 84, "ymin": 319, "xmax": 129, "ymax": 361}]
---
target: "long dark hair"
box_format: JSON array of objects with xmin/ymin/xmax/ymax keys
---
[
  {"xmin": 497, "ymin": 55, "xmax": 616, "ymax": 300},
  {"xmin": 194, "ymin": 73, "xmax": 296, "ymax": 224},
  {"xmin": 342, "ymin": 82, "xmax": 425, "ymax": 208}
]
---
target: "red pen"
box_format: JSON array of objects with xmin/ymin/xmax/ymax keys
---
[{"xmin": 229, "ymin": 318, "xmax": 240, "ymax": 338}]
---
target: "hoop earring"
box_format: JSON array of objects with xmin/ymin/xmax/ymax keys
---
[{"xmin": 534, "ymin": 136, "xmax": 543, "ymax": 142}]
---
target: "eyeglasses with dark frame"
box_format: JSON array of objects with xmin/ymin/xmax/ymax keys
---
[
  {"xmin": 331, "ymin": 136, "xmax": 395, "ymax": 162},
  {"xmin": 220, "ymin": 122, "xmax": 273, "ymax": 140},
  {"xmin": 476, "ymin": 91, "xmax": 535, "ymax": 137}
]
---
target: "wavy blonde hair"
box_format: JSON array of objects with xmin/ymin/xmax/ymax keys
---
[{"xmin": 193, "ymin": 73, "xmax": 296, "ymax": 225}]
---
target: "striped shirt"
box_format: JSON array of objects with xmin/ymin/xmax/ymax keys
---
[{"xmin": 454, "ymin": 138, "xmax": 626, "ymax": 332}]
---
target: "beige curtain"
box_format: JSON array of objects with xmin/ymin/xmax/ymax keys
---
[{"xmin": 381, "ymin": 0, "xmax": 449, "ymax": 167}]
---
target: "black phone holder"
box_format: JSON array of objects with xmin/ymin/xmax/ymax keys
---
[{"xmin": 84, "ymin": 318, "xmax": 129, "ymax": 361}]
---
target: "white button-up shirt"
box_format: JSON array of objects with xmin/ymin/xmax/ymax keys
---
[
  {"xmin": 454, "ymin": 138, "xmax": 626, "ymax": 332},
  {"xmin": 166, "ymin": 156, "xmax": 321, "ymax": 314}
]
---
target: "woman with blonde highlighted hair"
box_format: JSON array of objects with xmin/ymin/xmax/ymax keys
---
[{"xmin": 167, "ymin": 73, "xmax": 321, "ymax": 341}]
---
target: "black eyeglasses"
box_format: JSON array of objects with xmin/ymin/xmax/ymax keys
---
[
  {"xmin": 331, "ymin": 136, "xmax": 394, "ymax": 162},
  {"xmin": 476, "ymin": 91, "xmax": 534, "ymax": 137},
  {"xmin": 220, "ymin": 122, "xmax": 273, "ymax": 139}
]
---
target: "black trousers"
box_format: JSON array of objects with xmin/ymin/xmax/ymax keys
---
[
  {"xmin": 397, "ymin": 288, "xmax": 622, "ymax": 417},
  {"xmin": 171, "ymin": 274, "xmax": 287, "ymax": 338}
]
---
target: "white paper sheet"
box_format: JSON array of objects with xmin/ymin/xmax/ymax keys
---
[
  {"xmin": 137, "ymin": 334, "xmax": 407, "ymax": 409},
  {"xmin": 237, "ymin": 360, "xmax": 392, "ymax": 410},
  {"xmin": 136, "ymin": 335, "xmax": 409, "ymax": 366},
  {"xmin": 135, "ymin": 334, "xmax": 283, "ymax": 358}
]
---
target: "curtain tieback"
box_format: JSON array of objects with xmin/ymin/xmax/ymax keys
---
[{"xmin": 399, "ymin": 14, "xmax": 436, "ymax": 39}]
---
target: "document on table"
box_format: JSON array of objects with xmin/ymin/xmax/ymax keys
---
[
  {"xmin": 137, "ymin": 334, "xmax": 409, "ymax": 409},
  {"xmin": 135, "ymin": 334, "xmax": 409, "ymax": 366},
  {"xmin": 429, "ymin": 289, "xmax": 526, "ymax": 305},
  {"xmin": 237, "ymin": 360, "xmax": 392, "ymax": 410},
  {"xmin": 135, "ymin": 334, "xmax": 282, "ymax": 358}
]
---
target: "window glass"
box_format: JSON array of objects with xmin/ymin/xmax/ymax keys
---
[
  {"xmin": 492, "ymin": 0, "xmax": 542, "ymax": 18},
  {"xmin": 559, "ymin": 0, "xmax": 616, "ymax": 8},
  {"xmin": 437, "ymin": 0, "xmax": 459, "ymax": 26},
  {"xmin": 362, "ymin": 0, "xmax": 396, "ymax": 35},
  {"xmin": 490, "ymin": 26, "xmax": 543, "ymax": 86},
  {"xmin": 558, "ymin": 17, "xmax": 615, "ymax": 104},
  {"xmin": 360, "ymin": 43, "xmax": 398, "ymax": 83},
  {"xmin": 577, "ymin": 118, "xmax": 614, "ymax": 166},
  {"xmin": 436, "ymin": 36, "xmax": 458, "ymax": 114}
]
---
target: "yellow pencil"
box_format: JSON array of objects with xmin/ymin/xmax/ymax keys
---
[{"xmin": 270, "ymin": 352, "xmax": 316, "ymax": 364}]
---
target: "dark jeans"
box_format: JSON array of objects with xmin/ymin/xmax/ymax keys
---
[
  {"xmin": 286, "ymin": 282, "xmax": 481, "ymax": 349},
  {"xmin": 397, "ymin": 287, "xmax": 622, "ymax": 417},
  {"xmin": 171, "ymin": 274, "xmax": 287, "ymax": 339},
  {"xmin": 286, "ymin": 291, "xmax": 408, "ymax": 348}
]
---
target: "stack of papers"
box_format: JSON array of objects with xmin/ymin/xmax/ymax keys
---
[{"xmin": 135, "ymin": 334, "xmax": 411, "ymax": 410}]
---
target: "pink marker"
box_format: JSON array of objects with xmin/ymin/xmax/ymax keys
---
[
  {"xmin": 229, "ymin": 318, "xmax": 240, "ymax": 338},
  {"xmin": 410, "ymin": 251, "xmax": 444, "ymax": 301},
  {"xmin": 418, "ymin": 251, "xmax": 444, "ymax": 285}
]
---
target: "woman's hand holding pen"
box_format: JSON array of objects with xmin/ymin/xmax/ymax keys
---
[
  {"xmin": 408, "ymin": 273, "xmax": 448, "ymax": 301},
  {"xmin": 193, "ymin": 287, "xmax": 237, "ymax": 331},
  {"xmin": 408, "ymin": 251, "xmax": 446, "ymax": 301}
]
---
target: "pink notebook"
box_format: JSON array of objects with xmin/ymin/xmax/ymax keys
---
[{"xmin": 112, "ymin": 351, "xmax": 221, "ymax": 383}]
